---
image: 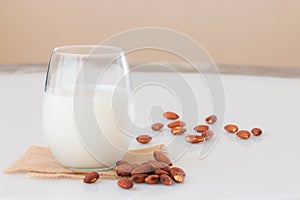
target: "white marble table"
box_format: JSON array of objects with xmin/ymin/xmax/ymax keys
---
[{"xmin": 0, "ymin": 71, "xmax": 300, "ymax": 199}]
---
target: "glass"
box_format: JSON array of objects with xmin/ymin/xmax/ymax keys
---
[{"xmin": 43, "ymin": 45, "xmax": 132, "ymax": 170}]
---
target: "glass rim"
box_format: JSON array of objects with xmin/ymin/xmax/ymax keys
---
[{"xmin": 52, "ymin": 45, "xmax": 124, "ymax": 56}]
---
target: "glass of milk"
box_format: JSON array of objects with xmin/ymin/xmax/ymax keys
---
[{"xmin": 43, "ymin": 45, "xmax": 132, "ymax": 170}]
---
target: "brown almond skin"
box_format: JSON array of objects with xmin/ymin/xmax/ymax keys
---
[
  {"xmin": 154, "ymin": 169, "xmax": 170, "ymax": 176},
  {"xmin": 153, "ymin": 151, "xmax": 172, "ymax": 166},
  {"xmin": 224, "ymin": 124, "xmax": 239, "ymax": 133},
  {"xmin": 170, "ymin": 167, "xmax": 186, "ymax": 177},
  {"xmin": 185, "ymin": 134, "xmax": 205, "ymax": 144},
  {"xmin": 202, "ymin": 130, "xmax": 214, "ymax": 140},
  {"xmin": 116, "ymin": 160, "xmax": 129, "ymax": 167},
  {"xmin": 194, "ymin": 125, "xmax": 209, "ymax": 133},
  {"xmin": 170, "ymin": 170, "xmax": 184, "ymax": 183},
  {"xmin": 251, "ymin": 128, "xmax": 262, "ymax": 136},
  {"xmin": 83, "ymin": 172, "xmax": 99, "ymax": 184},
  {"xmin": 205, "ymin": 115, "xmax": 217, "ymax": 124},
  {"xmin": 115, "ymin": 163, "xmax": 135, "ymax": 176},
  {"xmin": 130, "ymin": 174, "xmax": 148, "ymax": 183},
  {"xmin": 144, "ymin": 160, "xmax": 170, "ymax": 171},
  {"xmin": 163, "ymin": 111, "xmax": 179, "ymax": 120},
  {"xmin": 151, "ymin": 123, "xmax": 164, "ymax": 131},
  {"xmin": 167, "ymin": 120, "xmax": 186, "ymax": 128},
  {"xmin": 145, "ymin": 175, "xmax": 160, "ymax": 184},
  {"xmin": 131, "ymin": 163, "xmax": 154, "ymax": 175},
  {"xmin": 236, "ymin": 130, "xmax": 251, "ymax": 139},
  {"xmin": 136, "ymin": 134, "xmax": 152, "ymax": 144},
  {"xmin": 117, "ymin": 178, "xmax": 134, "ymax": 189},
  {"xmin": 160, "ymin": 163, "xmax": 171, "ymax": 173},
  {"xmin": 146, "ymin": 160, "xmax": 164, "ymax": 170},
  {"xmin": 160, "ymin": 174, "xmax": 173, "ymax": 186},
  {"xmin": 171, "ymin": 127, "xmax": 187, "ymax": 135}
]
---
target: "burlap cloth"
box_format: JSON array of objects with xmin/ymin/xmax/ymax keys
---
[{"xmin": 4, "ymin": 144, "xmax": 168, "ymax": 179}]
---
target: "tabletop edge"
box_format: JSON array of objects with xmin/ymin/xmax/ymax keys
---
[{"xmin": 0, "ymin": 63, "xmax": 299, "ymax": 79}]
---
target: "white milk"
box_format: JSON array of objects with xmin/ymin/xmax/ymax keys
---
[{"xmin": 43, "ymin": 85, "xmax": 131, "ymax": 169}]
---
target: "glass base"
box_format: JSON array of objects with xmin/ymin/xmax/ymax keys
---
[{"xmin": 67, "ymin": 166, "xmax": 113, "ymax": 172}]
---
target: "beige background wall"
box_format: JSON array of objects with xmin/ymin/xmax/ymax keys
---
[{"xmin": 0, "ymin": 0, "xmax": 299, "ymax": 67}]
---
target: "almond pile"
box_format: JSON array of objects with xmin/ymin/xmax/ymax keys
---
[
  {"xmin": 116, "ymin": 150, "xmax": 185, "ymax": 189},
  {"xmin": 83, "ymin": 150, "xmax": 186, "ymax": 190}
]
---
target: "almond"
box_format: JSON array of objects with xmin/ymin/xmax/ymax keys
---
[
  {"xmin": 145, "ymin": 175, "xmax": 160, "ymax": 184},
  {"xmin": 167, "ymin": 120, "xmax": 186, "ymax": 128},
  {"xmin": 160, "ymin": 174, "xmax": 173, "ymax": 186},
  {"xmin": 236, "ymin": 130, "xmax": 251, "ymax": 139},
  {"xmin": 163, "ymin": 111, "xmax": 179, "ymax": 120},
  {"xmin": 205, "ymin": 115, "xmax": 217, "ymax": 124},
  {"xmin": 153, "ymin": 151, "xmax": 172, "ymax": 166},
  {"xmin": 131, "ymin": 164, "xmax": 154, "ymax": 175},
  {"xmin": 170, "ymin": 169, "xmax": 185, "ymax": 183},
  {"xmin": 129, "ymin": 174, "xmax": 148, "ymax": 183},
  {"xmin": 172, "ymin": 173, "xmax": 184, "ymax": 183},
  {"xmin": 136, "ymin": 134, "xmax": 152, "ymax": 144},
  {"xmin": 170, "ymin": 167, "xmax": 186, "ymax": 177},
  {"xmin": 115, "ymin": 163, "xmax": 135, "ymax": 176},
  {"xmin": 251, "ymin": 128, "xmax": 262, "ymax": 136},
  {"xmin": 117, "ymin": 178, "xmax": 134, "ymax": 189},
  {"xmin": 171, "ymin": 127, "xmax": 186, "ymax": 135},
  {"xmin": 146, "ymin": 160, "xmax": 164, "ymax": 170},
  {"xmin": 193, "ymin": 125, "xmax": 209, "ymax": 133},
  {"xmin": 154, "ymin": 169, "xmax": 170, "ymax": 176},
  {"xmin": 185, "ymin": 134, "xmax": 205, "ymax": 144},
  {"xmin": 83, "ymin": 171, "xmax": 99, "ymax": 184},
  {"xmin": 151, "ymin": 122, "xmax": 164, "ymax": 131},
  {"xmin": 171, "ymin": 168, "xmax": 184, "ymax": 183},
  {"xmin": 224, "ymin": 124, "xmax": 238, "ymax": 133}
]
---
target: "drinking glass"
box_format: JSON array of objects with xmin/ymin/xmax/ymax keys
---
[{"xmin": 43, "ymin": 45, "xmax": 132, "ymax": 170}]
